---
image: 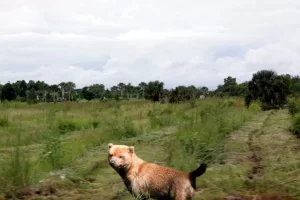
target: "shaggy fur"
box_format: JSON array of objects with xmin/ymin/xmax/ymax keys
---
[{"xmin": 107, "ymin": 143, "xmax": 207, "ymax": 200}]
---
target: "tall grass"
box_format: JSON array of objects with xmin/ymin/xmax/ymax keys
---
[
  {"xmin": 0, "ymin": 131, "xmax": 31, "ymax": 197},
  {"xmin": 168, "ymin": 98, "xmax": 257, "ymax": 171},
  {"xmin": 0, "ymin": 98, "xmax": 257, "ymax": 197}
]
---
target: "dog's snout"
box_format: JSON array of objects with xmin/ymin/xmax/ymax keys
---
[{"xmin": 109, "ymin": 159, "xmax": 115, "ymax": 165}]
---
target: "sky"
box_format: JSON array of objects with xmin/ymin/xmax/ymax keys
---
[{"xmin": 0, "ymin": 0, "xmax": 300, "ymax": 89}]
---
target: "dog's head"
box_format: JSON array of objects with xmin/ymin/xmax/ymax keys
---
[{"xmin": 107, "ymin": 143, "xmax": 135, "ymax": 170}]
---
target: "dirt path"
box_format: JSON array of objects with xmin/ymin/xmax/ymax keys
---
[{"xmin": 199, "ymin": 110, "xmax": 300, "ymax": 200}]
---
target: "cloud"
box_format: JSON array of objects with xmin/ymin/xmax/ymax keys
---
[{"xmin": 0, "ymin": 0, "xmax": 300, "ymax": 89}]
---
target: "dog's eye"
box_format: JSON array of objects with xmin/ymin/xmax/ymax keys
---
[
  {"xmin": 109, "ymin": 154, "xmax": 113, "ymax": 158},
  {"xmin": 118, "ymin": 155, "xmax": 124, "ymax": 159}
]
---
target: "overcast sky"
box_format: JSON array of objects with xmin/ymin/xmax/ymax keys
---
[{"xmin": 0, "ymin": 0, "xmax": 299, "ymax": 89}]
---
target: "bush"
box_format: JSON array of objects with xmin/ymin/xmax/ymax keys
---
[
  {"xmin": 57, "ymin": 118, "xmax": 93, "ymax": 134},
  {"xmin": 26, "ymin": 99, "xmax": 38, "ymax": 105},
  {"xmin": 58, "ymin": 120, "xmax": 77, "ymax": 134},
  {"xmin": 287, "ymin": 100, "xmax": 300, "ymax": 115},
  {"xmin": 249, "ymin": 101, "xmax": 261, "ymax": 113},
  {"xmin": 223, "ymin": 98, "xmax": 236, "ymax": 107},
  {"xmin": 246, "ymin": 70, "xmax": 289, "ymax": 110},
  {"xmin": 0, "ymin": 115, "xmax": 9, "ymax": 127},
  {"xmin": 41, "ymin": 135, "xmax": 65, "ymax": 169},
  {"xmin": 291, "ymin": 114, "xmax": 300, "ymax": 135},
  {"xmin": 91, "ymin": 120, "xmax": 100, "ymax": 128}
]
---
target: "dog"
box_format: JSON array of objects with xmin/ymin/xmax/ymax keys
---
[{"xmin": 107, "ymin": 143, "xmax": 207, "ymax": 200}]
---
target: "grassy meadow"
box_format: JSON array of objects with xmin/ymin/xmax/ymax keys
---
[{"xmin": 0, "ymin": 98, "xmax": 299, "ymax": 200}]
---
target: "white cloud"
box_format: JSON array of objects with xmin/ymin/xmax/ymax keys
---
[{"xmin": 0, "ymin": 0, "xmax": 300, "ymax": 89}]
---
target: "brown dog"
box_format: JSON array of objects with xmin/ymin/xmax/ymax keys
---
[{"xmin": 107, "ymin": 143, "xmax": 207, "ymax": 200}]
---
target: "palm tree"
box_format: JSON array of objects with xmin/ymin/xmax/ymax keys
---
[
  {"xmin": 59, "ymin": 82, "xmax": 66, "ymax": 100},
  {"xmin": 65, "ymin": 82, "xmax": 76, "ymax": 101},
  {"xmin": 145, "ymin": 81, "xmax": 164, "ymax": 102},
  {"xmin": 138, "ymin": 82, "xmax": 147, "ymax": 99},
  {"xmin": 118, "ymin": 83, "xmax": 126, "ymax": 98}
]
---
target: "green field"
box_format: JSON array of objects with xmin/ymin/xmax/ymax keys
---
[{"xmin": 0, "ymin": 99, "xmax": 299, "ymax": 200}]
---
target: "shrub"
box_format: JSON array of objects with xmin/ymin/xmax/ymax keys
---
[
  {"xmin": 223, "ymin": 98, "xmax": 236, "ymax": 107},
  {"xmin": 291, "ymin": 114, "xmax": 300, "ymax": 135},
  {"xmin": 0, "ymin": 115, "xmax": 9, "ymax": 127},
  {"xmin": 26, "ymin": 99, "xmax": 38, "ymax": 105},
  {"xmin": 287, "ymin": 100, "xmax": 300, "ymax": 115},
  {"xmin": 92, "ymin": 120, "xmax": 100, "ymax": 129},
  {"xmin": 57, "ymin": 118, "xmax": 93, "ymax": 134},
  {"xmin": 249, "ymin": 101, "xmax": 261, "ymax": 113},
  {"xmin": 246, "ymin": 70, "xmax": 289, "ymax": 110},
  {"xmin": 41, "ymin": 135, "xmax": 65, "ymax": 170},
  {"xmin": 58, "ymin": 120, "xmax": 77, "ymax": 134}
]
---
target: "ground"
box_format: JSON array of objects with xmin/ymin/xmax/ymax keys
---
[{"xmin": 0, "ymin": 101, "xmax": 299, "ymax": 200}]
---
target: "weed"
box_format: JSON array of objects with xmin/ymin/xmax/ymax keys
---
[{"xmin": 40, "ymin": 134, "xmax": 65, "ymax": 170}]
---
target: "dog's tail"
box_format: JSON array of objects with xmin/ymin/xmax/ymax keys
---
[{"xmin": 189, "ymin": 163, "xmax": 207, "ymax": 190}]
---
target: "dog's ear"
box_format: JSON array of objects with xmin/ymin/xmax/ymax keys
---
[
  {"xmin": 108, "ymin": 143, "xmax": 113, "ymax": 149},
  {"xmin": 128, "ymin": 146, "xmax": 134, "ymax": 154}
]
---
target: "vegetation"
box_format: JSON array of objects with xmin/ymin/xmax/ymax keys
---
[
  {"xmin": 1, "ymin": 69, "xmax": 300, "ymax": 199},
  {"xmin": 288, "ymin": 98, "xmax": 300, "ymax": 136},
  {"xmin": 1, "ymin": 70, "xmax": 300, "ymax": 109},
  {"xmin": 245, "ymin": 70, "xmax": 290, "ymax": 110}
]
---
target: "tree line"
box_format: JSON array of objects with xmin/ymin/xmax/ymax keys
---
[
  {"xmin": 1, "ymin": 70, "xmax": 300, "ymax": 109},
  {"xmin": 0, "ymin": 80, "xmax": 209, "ymax": 103}
]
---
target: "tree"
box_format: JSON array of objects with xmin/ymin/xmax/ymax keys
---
[
  {"xmin": 236, "ymin": 81, "xmax": 248, "ymax": 96},
  {"xmin": 117, "ymin": 82, "xmax": 126, "ymax": 98},
  {"xmin": 65, "ymin": 81, "xmax": 76, "ymax": 101},
  {"xmin": 0, "ymin": 84, "xmax": 2, "ymax": 99},
  {"xmin": 59, "ymin": 82, "xmax": 66, "ymax": 100},
  {"xmin": 19, "ymin": 80, "xmax": 27, "ymax": 99},
  {"xmin": 222, "ymin": 76, "xmax": 238, "ymax": 96},
  {"xmin": 89, "ymin": 84, "xmax": 105, "ymax": 99},
  {"xmin": 27, "ymin": 80, "xmax": 35, "ymax": 90},
  {"xmin": 291, "ymin": 76, "xmax": 300, "ymax": 96},
  {"xmin": 145, "ymin": 81, "xmax": 164, "ymax": 102},
  {"xmin": 49, "ymin": 84, "xmax": 60, "ymax": 93},
  {"xmin": 125, "ymin": 83, "xmax": 134, "ymax": 99},
  {"xmin": 82, "ymin": 87, "xmax": 94, "ymax": 101},
  {"xmin": 110, "ymin": 86, "xmax": 120, "ymax": 99},
  {"xmin": 169, "ymin": 85, "xmax": 198, "ymax": 103},
  {"xmin": 46, "ymin": 93, "xmax": 52, "ymax": 102},
  {"xmin": 104, "ymin": 89, "xmax": 112, "ymax": 99},
  {"xmin": 1, "ymin": 82, "xmax": 16, "ymax": 101},
  {"xmin": 199, "ymin": 86, "xmax": 209, "ymax": 96},
  {"xmin": 138, "ymin": 82, "xmax": 147, "ymax": 99},
  {"xmin": 245, "ymin": 70, "xmax": 289, "ymax": 110}
]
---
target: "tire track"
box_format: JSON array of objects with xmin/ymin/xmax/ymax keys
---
[{"xmin": 246, "ymin": 111, "xmax": 273, "ymax": 182}]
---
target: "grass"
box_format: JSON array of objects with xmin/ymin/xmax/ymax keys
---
[{"xmin": 0, "ymin": 98, "xmax": 299, "ymax": 199}]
